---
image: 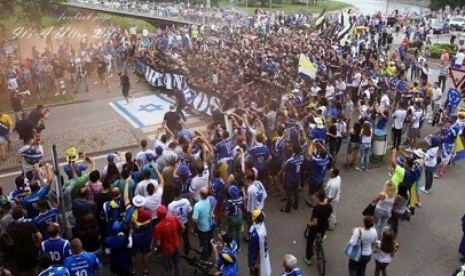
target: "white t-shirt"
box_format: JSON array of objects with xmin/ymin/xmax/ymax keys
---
[
  {"xmin": 432, "ymin": 88, "xmax": 442, "ymax": 105},
  {"xmin": 246, "ymin": 180, "xmax": 268, "ymax": 212},
  {"xmin": 380, "ymin": 94, "xmax": 390, "ymax": 110},
  {"xmin": 142, "ymin": 187, "xmax": 163, "ymax": 219},
  {"xmin": 310, "ymin": 86, "xmax": 321, "ymax": 97},
  {"xmin": 411, "ymin": 110, "xmax": 423, "ymax": 128},
  {"xmin": 325, "ymin": 176, "xmax": 341, "ymax": 203},
  {"xmin": 375, "ymin": 241, "xmax": 392, "ymax": 263},
  {"xmin": 135, "ymin": 179, "xmax": 158, "ymax": 197},
  {"xmin": 392, "ymin": 109, "xmax": 407, "ymax": 130},
  {"xmin": 189, "ymin": 166, "xmax": 210, "ymax": 201},
  {"xmin": 456, "ymin": 52, "xmax": 465, "ymax": 65},
  {"xmin": 325, "ymin": 85, "xmax": 335, "ymax": 100},
  {"xmin": 424, "ymin": 146, "xmax": 439, "ymax": 167},
  {"xmin": 349, "ymin": 227, "xmax": 378, "ymax": 256},
  {"xmin": 168, "ymin": 198, "xmax": 192, "ymax": 224},
  {"xmin": 135, "ymin": 149, "xmax": 156, "ymax": 167}
]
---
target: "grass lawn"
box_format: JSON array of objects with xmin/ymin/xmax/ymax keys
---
[{"xmin": 219, "ymin": 0, "xmax": 351, "ymax": 15}]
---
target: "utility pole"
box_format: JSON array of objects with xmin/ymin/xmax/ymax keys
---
[{"xmin": 385, "ymin": 0, "xmax": 389, "ymax": 16}]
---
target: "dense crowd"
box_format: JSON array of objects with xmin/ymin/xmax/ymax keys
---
[{"xmin": 2, "ymin": 4, "xmax": 465, "ymax": 276}]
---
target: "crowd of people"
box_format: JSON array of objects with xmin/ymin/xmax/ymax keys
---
[{"xmin": 1, "ymin": 3, "xmax": 465, "ymax": 276}]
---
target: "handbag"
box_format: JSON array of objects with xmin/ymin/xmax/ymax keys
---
[
  {"xmin": 362, "ymin": 201, "xmax": 376, "ymax": 216},
  {"xmin": 344, "ymin": 227, "xmax": 363, "ymax": 261}
]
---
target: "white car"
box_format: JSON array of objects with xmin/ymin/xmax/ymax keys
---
[{"xmin": 450, "ymin": 16, "xmax": 465, "ymax": 31}]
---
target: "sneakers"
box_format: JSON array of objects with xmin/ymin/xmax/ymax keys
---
[
  {"xmin": 420, "ymin": 187, "xmax": 430, "ymax": 194},
  {"xmin": 303, "ymin": 258, "xmax": 312, "ymax": 266}
]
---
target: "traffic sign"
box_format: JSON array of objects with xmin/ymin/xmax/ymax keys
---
[{"xmin": 449, "ymin": 67, "xmax": 465, "ymax": 89}]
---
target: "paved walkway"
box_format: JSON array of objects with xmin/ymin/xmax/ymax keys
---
[{"xmin": 0, "ymin": 119, "xmax": 139, "ymax": 172}]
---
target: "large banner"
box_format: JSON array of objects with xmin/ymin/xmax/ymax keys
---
[{"xmin": 135, "ymin": 58, "xmax": 222, "ymax": 116}]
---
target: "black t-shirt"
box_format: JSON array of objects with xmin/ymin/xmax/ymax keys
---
[
  {"xmin": 7, "ymin": 219, "xmax": 39, "ymax": 254},
  {"xmin": 164, "ymin": 111, "xmax": 181, "ymax": 131},
  {"xmin": 311, "ymin": 203, "xmax": 333, "ymax": 232},
  {"xmin": 15, "ymin": 118, "xmax": 34, "ymax": 140}
]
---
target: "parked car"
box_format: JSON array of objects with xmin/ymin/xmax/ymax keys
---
[
  {"xmin": 431, "ymin": 21, "xmax": 450, "ymax": 34},
  {"xmin": 450, "ymin": 16, "xmax": 465, "ymax": 31}
]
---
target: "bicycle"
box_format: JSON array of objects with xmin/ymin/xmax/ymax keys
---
[{"xmin": 314, "ymin": 233, "xmax": 326, "ymax": 276}]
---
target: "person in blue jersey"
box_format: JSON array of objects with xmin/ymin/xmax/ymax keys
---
[
  {"xmin": 305, "ymin": 141, "xmax": 331, "ymax": 207},
  {"xmin": 247, "ymin": 209, "xmax": 271, "ymax": 276},
  {"xmin": 63, "ymin": 238, "xmax": 102, "ymax": 276},
  {"xmin": 23, "ymin": 163, "xmax": 54, "ymax": 218},
  {"xmin": 225, "ymin": 185, "xmax": 244, "ymax": 251},
  {"xmin": 212, "ymin": 174, "xmax": 226, "ymax": 227},
  {"xmin": 249, "ymin": 133, "xmax": 271, "ymax": 188},
  {"xmin": 63, "ymin": 147, "xmax": 89, "ymax": 180},
  {"xmin": 104, "ymin": 220, "xmax": 133, "ymax": 276},
  {"xmin": 309, "ymin": 117, "xmax": 327, "ymax": 143},
  {"xmin": 214, "ymin": 130, "xmax": 234, "ymax": 180},
  {"xmin": 281, "ymin": 143, "xmax": 304, "ymax": 213},
  {"xmin": 38, "ymin": 253, "xmax": 70, "ymax": 276},
  {"xmin": 212, "ymin": 232, "xmax": 239, "ymax": 276},
  {"xmin": 174, "ymin": 162, "xmax": 192, "ymax": 198},
  {"xmin": 34, "ymin": 198, "xmax": 59, "ymax": 239},
  {"xmin": 436, "ymin": 117, "xmax": 458, "ymax": 179},
  {"xmin": 281, "ymin": 254, "xmax": 303, "ymax": 276},
  {"xmin": 41, "ymin": 223, "xmax": 71, "ymax": 267}
]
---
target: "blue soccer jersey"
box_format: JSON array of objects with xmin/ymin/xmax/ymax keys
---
[
  {"xmin": 284, "ymin": 154, "xmax": 304, "ymax": 181},
  {"xmin": 249, "ymin": 144, "xmax": 270, "ymax": 172},
  {"xmin": 23, "ymin": 185, "xmax": 50, "ymax": 218},
  {"xmin": 41, "ymin": 238, "xmax": 72, "ymax": 266},
  {"xmin": 38, "ymin": 266, "xmax": 70, "ymax": 276},
  {"xmin": 307, "ymin": 154, "xmax": 331, "ymax": 182},
  {"xmin": 215, "ymin": 138, "xmax": 233, "ymax": 161},
  {"xmin": 63, "ymin": 252, "xmax": 102, "ymax": 276},
  {"xmin": 34, "ymin": 208, "xmax": 59, "ymax": 238}
]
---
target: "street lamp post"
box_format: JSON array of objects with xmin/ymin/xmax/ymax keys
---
[{"xmin": 385, "ymin": 0, "xmax": 389, "ymax": 16}]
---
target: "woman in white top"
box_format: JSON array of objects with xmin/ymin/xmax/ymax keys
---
[
  {"xmin": 357, "ymin": 121, "xmax": 372, "ymax": 171},
  {"xmin": 348, "ymin": 216, "xmax": 378, "ymax": 276},
  {"xmin": 373, "ymin": 180, "xmax": 397, "ymax": 239},
  {"xmin": 375, "ymin": 228, "xmax": 397, "ymax": 276}
]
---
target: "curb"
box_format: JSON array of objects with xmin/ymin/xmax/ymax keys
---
[{"xmin": 0, "ymin": 144, "xmax": 140, "ymax": 175}]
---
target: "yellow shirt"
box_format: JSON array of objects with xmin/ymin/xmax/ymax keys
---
[{"xmin": 0, "ymin": 114, "xmax": 13, "ymax": 128}]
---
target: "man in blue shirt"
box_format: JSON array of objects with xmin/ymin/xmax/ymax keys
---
[
  {"xmin": 23, "ymin": 163, "xmax": 53, "ymax": 218},
  {"xmin": 41, "ymin": 223, "xmax": 71, "ymax": 267},
  {"xmin": 63, "ymin": 238, "xmax": 102, "ymax": 276},
  {"xmin": 305, "ymin": 142, "xmax": 331, "ymax": 207},
  {"xmin": 215, "ymin": 130, "xmax": 234, "ymax": 178},
  {"xmin": 281, "ymin": 144, "xmax": 304, "ymax": 213},
  {"xmin": 249, "ymin": 134, "xmax": 271, "ymax": 186},
  {"xmin": 34, "ymin": 198, "xmax": 59, "ymax": 238}
]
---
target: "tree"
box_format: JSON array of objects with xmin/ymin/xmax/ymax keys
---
[
  {"xmin": 430, "ymin": 0, "xmax": 463, "ymax": 10},
  {"xmin": 0, "ymin": 0, "xmax": 65, "ymax": 30}
]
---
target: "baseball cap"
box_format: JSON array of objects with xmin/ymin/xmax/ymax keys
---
[
  {"xmin": 179, "ymin": 163, "xmax": 190, "ymax": 176},
  {"xmin": 155, "ymin": 146, "xmax": 163, "ymax": 155},
  {"xmin": 65, "ymin": 147, "xmax": 79, "ymax": 162},
  {"xmin": 251, "ymin": 209, "xmax": 264, "ymax": 221},
  {"xmin": 228, "ymin": 185, "xmax": 239, "ymax": 199}
]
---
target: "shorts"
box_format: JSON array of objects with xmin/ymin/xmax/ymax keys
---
[
  {"xmin": 408, "ymin": 128, "xmax": 419, "ymax": 139},
  {"xmin": 347, "ymin": 142, "xmax": 360, "ymax": 153},
  {"xmin": 132, "ymin": 241, "xmax": 151, "ymax": 255},
  {"xmin": 308, "ymin": 178, "xmax": 324, "ymax": 195}
]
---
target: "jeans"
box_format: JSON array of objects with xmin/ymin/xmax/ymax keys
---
[
  {"xmin": 374, "ymin": 208, "xmax": 391, "ymax": 237},
  {"xmin": 392, "ymin": 128, "xmax": 403, "ymax": 149},
  {"xmin": 359, "ymin": 143, "xmax": 371, "ymax": 170},
  {"xmin": 348, "ymin": 254, "xmax": 371, "ymax": 276},
  {"xmin": 424, "ymin": 165, "xmax": 436, "ymax": 191},
  {"xmin": 438, "ymin": 75, "xmax": 447, "ymax": 91},
  {"xmin": 284, "ymin": 179, "xmax": 300, "ymax": 211},
  {"xmin": 196, "ymin": 228, "xmax": 213, "ymax": 260},
  {"xmin": 160, "ymin": 250, "xmax": 182, "ymax": 276}
]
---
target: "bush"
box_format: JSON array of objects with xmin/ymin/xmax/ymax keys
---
[{"xmin": 426, "ymin": 43, "xmax": 456, "ymax": 59}]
